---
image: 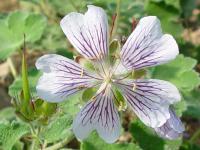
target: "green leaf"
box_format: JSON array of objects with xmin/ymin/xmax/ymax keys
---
[
  {"xmin": 59, "ymin": 91, "xmax": 83, "ymax": 116},
  {"xmin": 0, "ymin": 121, "xmax": 30, "ymax": 150},
  {"xmin": 81, "ymin": 132, "xmax": 142, "ymax": 150},
  {"xmin": 145, "ymin": 1, "xmax": 183, "ymax": 38},
  {"xmin": 12, "ymin": 141, "xmax": 24, "ymax": 150},
  {"xmin": 151, "ymin": 55, "xmax": 200, "ymax": 116},
  {"xmin": 182, "ymin": 89, "xmax": 200, "ymax": 119},
  {"xmin": 130, "ymin": 121, "xmax": 182, "ymax": 150},
  {"xmin": 164, "ymin": 139, "xmax": 183, "ymax": 150},
  {"xmin": 0, "ymin": 11, "xmax": 46, "ymax": 60},
  {"xmin": 151, "ymin": 54, "xmax": 200, "ymax": 92},
  {"xmin": 0, "ymin": 20, "xmax": 16, "ymax": 59},
  {"xmin": 180, "ymin": 0, "xmax": 196, "ymax": 18},
  {"xmin": 150, "ymin": 0, "xmax": 180, "ymax": 10},
  {"xmin": 164, "ymin": 0, "xmax": 180, "ymax": 10},
  {"xmin": 34, "ymin": 24, "xmax": 67, "ymax": 52},
  {"xmin": 9, "ymin": 68, "xmax": 41, "ymax": 97},
  {"xmin": 40, "ymin": 115, "xmax": 73, "ymax": 143},
  {"xmin": 24, "ymin": 14, "xmax": 46, "ymax": 42},
  {"xmin": 130, "ymin": 121, "xmax": 164, "ymax": 150},
  {"xmin": 174, "ymin": 100, "xmax": 187, "ymax": 116},
  {"xmin": 0, "ymin": 107, "xmax": 15, "ymax": 121}
]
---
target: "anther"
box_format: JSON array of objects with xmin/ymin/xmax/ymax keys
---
[{"xmin": 77, "ymin": 85, "xmax": 86, "ymax": 89}]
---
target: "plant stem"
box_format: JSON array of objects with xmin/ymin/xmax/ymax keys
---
[
  {"xmin": 7, "ymin": 57, "xmax": 17, "ymax": 79},
  {"xmin": 30, "ymin": 138, "xmax": 37, "ymax": 150},
  {"xmin": 44, "ymin": 132, "xmax": 74, "ymax": 150},
  {"xmin": 111, "ymin": 0, "xmax": 121, "ymax": 39}
]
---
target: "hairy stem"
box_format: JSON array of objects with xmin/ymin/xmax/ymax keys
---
[{"xmin": 44, "ymin": 132, "xmax": 74, "ymax": 150}]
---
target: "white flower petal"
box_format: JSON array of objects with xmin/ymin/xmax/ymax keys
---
[
  {"xmin": 36, "ymin": 54, "xmax": 101, "ymax": 102},
  {"xmin": 60, "ymin": 5, "xmax": 109, "ymax": 61},
  {"xmin": 115, "ymin": 79, "xmax": 181, "ymax": 128},
  {"xmin": 72, "ymin": 84, "xmax": 121, "ymax": 143},
  {"xmin": 154, "ymin": 108, "xmax": 185, "ymax": 140},
  {"xmin": 120, "ymin": 16, "xmax": 179, "ymax": 70}
]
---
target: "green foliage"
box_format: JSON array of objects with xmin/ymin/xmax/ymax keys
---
[
  {"xmin": 40, "ymin": 115, "xmax": 73, "ymax": 143},
  {"xmin": 152, "ymin": 54, "xmax": 200, "ymax": 92},
  {"xmin": 151, "ymin": 54, "xmax": 200, "ymax": 116},
  {"xmin": 150, "ymin": 0, "xmax": 180, "ymax": 10},
  {"xmin": 0, "ymin": 121, "xmax": 30, "ymax": 150},
  {"xmin": 34, "ymin": 24, "xmax": 68, "ymax": 52},
  {"xmin": 0, "ymin": 11, "xmax": 46, "ymax": 60},
  {"xmin": 0, "ymin": 107, "xmax": 15, "ymax": 121},
  {"xmin": 81, "ymin": 132, "xmax": 142, "ymax": 150},
  {"xmin": 59, "ymin": 91, "xmax": 83, "ymax": 116},
  {"xmin": 12, "ymin": 141, "xmax": 24, "ymax": 150},
  {"xmin": 0, "ymin": 0, "xmax": 200, "ymax": 149},
  {"xmin": 145, "ymin": 1, "xmax": 183, "ymax": 38},
  {"xmin": 9, "ymin": 68, "xmax": 41, "ymax": 97},
  {"xmin": 48, "ymin": 0, "xmax": 86, "ymax": 15},
  {"xmin": 180, "ymin": 0, "xmax": 196, "ymax": 18},
  {"xmin": 130, "ymin": 121, "xmax": 182, "ymax": 150},
  {"xmin": 182, "ymin": 89, "xmax": 200, "ymax": 119}
]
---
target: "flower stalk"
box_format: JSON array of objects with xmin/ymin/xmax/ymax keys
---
[{"xmin": 111, "ymin": 0, "xmax": 121, "ymax": 39}]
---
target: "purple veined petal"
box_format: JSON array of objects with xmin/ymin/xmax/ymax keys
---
[
  {"xmin": 115, "ymin": 79, "xmax": 181, "ymax": 128},
  {"xmin": 72, "ymin": 83, "xmax": 121, "ymax": 143},
  {"xmin": 120, "ymin": 16, "xmax": 179, "ymax": 71},
  {"xmin": 36, "ymin": 54, "xmax": 102, "ymax": 102},
  {"xmin": 154, "ymin": 108, "xmax": 185, "ymax": 140},
  {"xmin": 60, "ymin": 5, "xmax": 109, "ymax": 61}
]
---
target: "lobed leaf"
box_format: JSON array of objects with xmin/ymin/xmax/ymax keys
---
[
  {"xmin": 0, "ymin": 11, "xmax": 46, "ymax": 60},
  {"xmin": 130, "ymin": 121, "xmax": 182, "ymax": 150},
  {"xmin": 40, "ymin": 115, "xmax": 73, "ymax": 143},
  {"xmin": 81, "ymin": 132, "xmax": 142, "ymax": 150},
  {"xmin": 0, "ymin": 121, "xmax": 30, "ymax": 150}
]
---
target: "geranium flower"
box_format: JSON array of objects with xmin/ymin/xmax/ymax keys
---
[{"xmin": 36, "ymin": 5, "xmax": 184, "ymax": 143}]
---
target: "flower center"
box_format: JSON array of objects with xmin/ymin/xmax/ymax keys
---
[{"xmin": 104, "ymin": 70, "xmax": 113, "ymax": 84}]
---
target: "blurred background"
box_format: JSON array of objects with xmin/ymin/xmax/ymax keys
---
[{"xmin": 0, "ymin": 0, "xmax": 200, "ymax": 150}]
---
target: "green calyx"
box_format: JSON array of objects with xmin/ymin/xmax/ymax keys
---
[
  {"xmin": 14, "ymin": 35, "xmax": 57, "ymax": 123},
  {"xmin": 112, "ymin": 87, "xmax": 127, "ymax": 111},
  {"xmin": 20, "ymin": 35, "xmax": 33, "ymax": 118}
]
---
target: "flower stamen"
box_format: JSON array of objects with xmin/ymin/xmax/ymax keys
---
[
  {"xmin": 77, "ymin": 85, "xmax": 86, "ymax": 89},
  {"xmin": 80, "ymin": 68, "xmax": 84, "ymax": 77},
  {"xmin": 132, "ymin": 83, "xmax": 136, "ymax": 91}
]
